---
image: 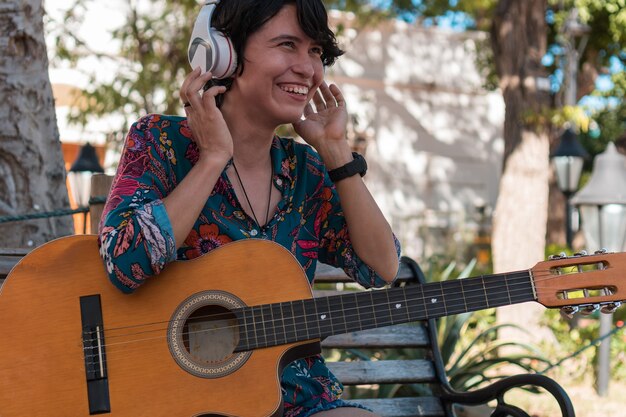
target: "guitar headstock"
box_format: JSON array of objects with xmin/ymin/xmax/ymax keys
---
[{"xmin": 532, "ymin": 250, "xmax": 626, "ymax": 317}]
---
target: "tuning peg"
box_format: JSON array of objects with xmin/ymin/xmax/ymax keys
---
[
  {"xmin": 580, "ymin": 304, "xmax": 600, "ymax": 316},
  {"xmin": 549, "ymin": 253, "xmax": 566, "ymax": 260},
  {"xmin": 573, "ymin": 250, "xmax": 588, "ymax": 257},
  {"xmin": 595, "ymin": 249, "xmax": 608, "ymax": 254},
  {"xmin": 560, "ymin": 306, "xmax": 579, "ymax": 319},
  {"xmin": 600, "ymin": 302, "xmax": 622, "ymax": 314}
]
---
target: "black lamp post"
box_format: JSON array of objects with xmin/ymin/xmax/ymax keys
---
[
  {"xmin": 551, "ymin": 128, "xmax": 589, "ymax": 248},
  {"xmin": 67, "ymin": 143, "xmax": 104, "ymax": 232},
  {"xmin": 571, "ymin": 142, "xmax": 626, "ymax": 397}
]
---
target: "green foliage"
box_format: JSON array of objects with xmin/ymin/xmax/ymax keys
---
[
  {"xmin": 49, "ymin": 0, "xmax": 198, "ymax": 141},
  {"xmin": 541, "ymin": 309, "xmax": 626, "ymax": 382}
]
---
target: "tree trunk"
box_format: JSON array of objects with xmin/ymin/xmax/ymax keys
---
[
  {"xmin": 491, "ymin": 0, "xmax": 551, "ymax": 273},
  {"xmin": 490, "ymin": 0, "xmax": 553, "ymax": 341},
  {"xmin": 0, "ymin": 0, "xmax": 73, "ymax": 248}
]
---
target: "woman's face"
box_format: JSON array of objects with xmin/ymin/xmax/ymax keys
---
[{"xmin": 226, "ymin": 4, "xmax": 325, "ymax": 127}]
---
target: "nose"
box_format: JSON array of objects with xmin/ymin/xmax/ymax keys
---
[{"xmin": 291, "ymin": 51, "xmax": 316, "ymax": 79}]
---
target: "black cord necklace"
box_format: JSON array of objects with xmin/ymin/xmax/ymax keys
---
[{"xmin": 231, "ymin": 160, "xmax": 274, "ymax": 230}]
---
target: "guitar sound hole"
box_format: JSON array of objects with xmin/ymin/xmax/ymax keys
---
[{"xmin": 182, "ymin": 305, "xmax": 238, "ymax": 364}]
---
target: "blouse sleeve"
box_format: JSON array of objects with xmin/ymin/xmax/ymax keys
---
[
  {"xmin": 98, "ymin": 115, "xmax": 178, "ymax": 293},
  {"xmin": 314, "ymin": 158, "xmax": 401, "ymax": 289}
]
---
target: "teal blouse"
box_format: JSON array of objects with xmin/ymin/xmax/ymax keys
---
[{"xmin": 98, "ymin": 114, "xmax": 401, "ymax": 416}]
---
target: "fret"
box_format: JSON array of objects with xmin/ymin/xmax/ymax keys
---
[
  {"xmin": 326, "ymin": 295, "xmax": 347, "ymax": 337},
  {"xmin": 315, "ymin": 297, "xmax": 333, "ymax": 338},
  {"xmin": 483, "ymin": 274, "xmax": 510, "ymax": 307},
  {"xmin": 251, "ymin": 305, "xmax": 263, "ymax": 349},
  {"xmin": 291, "ymin": 300, "xmax": 308, "ymax": 341},
  {"xmin": 507, "ymin": 271, "xmax": 535, "ymax": 304},
  {"xmin": 356, "ymin": 292, "xmax": 376, "ymax": 331},
  {"xmin": 385, "ymin": 288, "xmax": 410, "ymax": 325},
  {"xmin": 281, "ymin": 301, "xmax": 297, "ymax": 344},
  {"xmin": 303, "ymin": 299, "xmax": 321, "ymax": 339},
  {"xmin": 369, "ymin": 292, "xmax": 379, "ymax": 328},
  {"xmin": 271, "ymin": 302, "xmax": 286, "ymax": 346},
  {"xmin": 502, "ymin": 273, "xmax": 513, "ymax": 306},
  {"xmin": 406, "ymin": 284, "xmax": 427, "ymax": 321},
  {"xmin": 261, "ymin": 304, "xmax": 275, "ymax": 347},
  {"xmin": 441, "ymin": 280, "xmax": 467, "ymax": 315},
  {"xmin": 462, "ymin": 277, "xmax": 490, "ymax": 312},
  {"xmin": 341, "ymin": 292, "xmax": 361, "ymax": 333},
  {"xmin": 422, "ymin": 282, "xmax": 446, "ymax": 319},
  {"xmin": 337, "ymin": 295, "xmax": 349, "ymax": 334},
  {"xmin": 370, "ymin": 290, "xmax": 390, "ymax": 327}
]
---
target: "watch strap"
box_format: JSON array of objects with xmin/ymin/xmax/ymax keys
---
[{"xmin": 328, "ymin": 152, "xmax": 367, "ymax": 182}]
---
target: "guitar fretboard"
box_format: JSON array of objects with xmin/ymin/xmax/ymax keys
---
[{"xmin": 234, "ymin": 270, "xmax": 535, "ymax": 352}]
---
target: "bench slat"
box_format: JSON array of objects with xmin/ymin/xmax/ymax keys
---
[
  {"xmin": 349, "ymin": 397, "xmax": 445, "ymax": 417},
  {"xmin": 327, "ymin": 359, "xmax": 435, "ymax": 385},
  {"xmin": 322, "ymin": 325, "xmax": 430, "ymax": 348}
]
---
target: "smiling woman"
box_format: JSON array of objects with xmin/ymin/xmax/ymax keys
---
[{"xmin": 98, "ymin": 1, "xmax": 400, "ymax": 416}]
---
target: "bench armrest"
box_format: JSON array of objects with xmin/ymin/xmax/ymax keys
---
[{"xmin": 439, "ymin": 373, "xmax": 575, "ymax": 417}]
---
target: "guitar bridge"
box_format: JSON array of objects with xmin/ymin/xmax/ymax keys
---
[{"xmin": 80, "ymin": 295, "xmax": 111, "ymax": 414}]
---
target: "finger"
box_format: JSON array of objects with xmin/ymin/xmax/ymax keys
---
[
  {"xmin": 319, "ymin": 82, "xmax": 337, "ymax": 106},
  {"xmin": 311, "ymin": 89, "xmax": 326, "ymax": 112},
  {"xmin": 180, "ymin": 67, "xmax": 202, "ymax": 104},
  {"xmin": 328, "ymin": 83, "xmax": 345, "ymax": 107},
  {"xmin": 187, "ymin": 71, "xmax": 214, "ymax": 107},
  {"xmin": 202, "ymin": 85, "xmax": 228, "ymax": 108},
  {"xmin": 302, "ymin": 102, "xmax": 314, "ymax": 118}
]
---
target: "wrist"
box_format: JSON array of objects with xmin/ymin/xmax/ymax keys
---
[
  {"xmin": 196, "ymin": 151, "xmax": 231, "ymax": 173},
  {"xmin": 317, "ymin": 141, "xmax": 353, "ymax": 170}
]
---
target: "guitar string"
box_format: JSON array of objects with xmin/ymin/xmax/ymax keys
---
[
  {"xmin": 80, "ymin": 269, "xmax": 609, "ymax": 348},
  {"xmin": 85, "ymin": 268, "xmax": 574, "ymax": 336},
  {"xmin": 84, "ymin": 298, "xmax": 619, "ymax": 364},
  {"xmin": 82, "ymin": 272, "xmax": 618, "ymax": 366},
  {"xmin": 83, "ymin": 270, "xmax": 537, "ymax": 341},
  {"xmin": 80, "ymin": 270, "xmax": 605, "ymax": 352}
]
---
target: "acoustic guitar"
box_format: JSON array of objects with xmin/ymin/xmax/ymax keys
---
[{"xmin": 0, "ymin": 235, "xmax": 624, "ymax": 416}]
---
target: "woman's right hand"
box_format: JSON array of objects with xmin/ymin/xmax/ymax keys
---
[{"xmin": 180, "ymin": 68, "xmax": 233, "ymax": 167}]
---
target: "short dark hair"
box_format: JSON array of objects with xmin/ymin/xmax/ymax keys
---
[{"xmin": 213, "ymin": 0, "xmax": 344, "ymax": 71}]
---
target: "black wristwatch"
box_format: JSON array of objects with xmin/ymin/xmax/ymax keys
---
[{"xmin": 328, "ymin": 152, "xmax": 367, "ymax": 182}]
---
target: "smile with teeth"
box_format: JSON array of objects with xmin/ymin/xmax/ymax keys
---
[{"xmin": 280, "ymin": 85, "xmax": 309, "ymax": 96}]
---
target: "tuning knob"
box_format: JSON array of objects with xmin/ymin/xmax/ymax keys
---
[
  {"xmin": 573, "ymin": 250, "xmax": 588, "ymax": 256},
  {"xmin": 595, "ymin": 249, "xmax": 608, "ymax": 254},
  {"xmin": 560, "ymin": 306, "xmax": 579, "ymax": 319},
  {"xmin": 600, "ymin": 302, "xmax": 622, "ymax": 314},
  {"xmin": 580, "ymin": 304, "xmax": 600, "ymax": 316}
]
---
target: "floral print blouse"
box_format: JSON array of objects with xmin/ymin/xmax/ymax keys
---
[{"xmin": 98, "ymin": 114, "xmax": 401, "ymax": 416}]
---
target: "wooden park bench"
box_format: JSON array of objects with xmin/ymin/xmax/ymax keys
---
[{"xmin": 0, "ymin": 174, "xmax": 575, "ymax": 417}]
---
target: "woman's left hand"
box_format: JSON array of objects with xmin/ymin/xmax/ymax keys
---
[{"xmin": 293, "ymin": 82, "xmax": 348, "ymax": 150}]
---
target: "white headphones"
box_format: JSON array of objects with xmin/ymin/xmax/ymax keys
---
[{"xmin": 188, "ymin": 0, "xmax": 238, "ymax": 79}]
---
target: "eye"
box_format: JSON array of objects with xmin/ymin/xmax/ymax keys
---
[
  {"xmin": 310, "ymin": 46, "xmax": 323, "ymax": 56},
  {"xmin": 280, "ymin": 41, "xmax": 296, "ymax": 49}
]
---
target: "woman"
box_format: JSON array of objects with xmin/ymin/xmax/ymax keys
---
[{"xmin": 99, "ymin": 1, "xmax": 400, "ymax": 416}]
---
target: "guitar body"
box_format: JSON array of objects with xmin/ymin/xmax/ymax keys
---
[{"xmin": 0, "ymin": 235, "xmax": 319, "ymax": 417}]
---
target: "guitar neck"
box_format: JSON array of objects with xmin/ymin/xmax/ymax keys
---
[{"xmin": 235, "ymin": 270, "xmax": 535, "ymax": 352}]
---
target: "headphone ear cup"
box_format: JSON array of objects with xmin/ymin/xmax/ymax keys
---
[
  {"xmin": 187, "ymin": 2, "xmax": 237, "ymax": 79},
  {"xmin": 209, "ymin": 29, "xmax": 238, "ymax": 79}
]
